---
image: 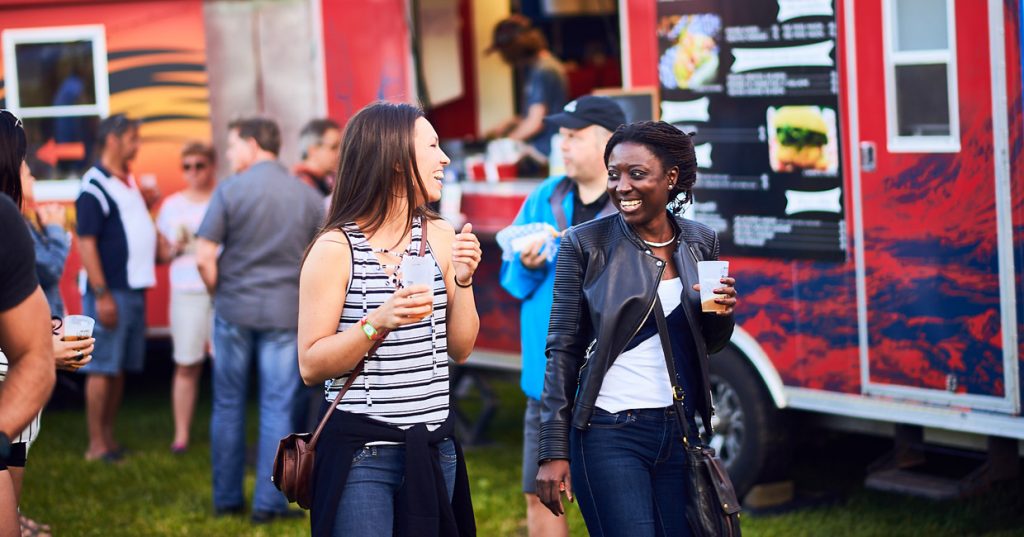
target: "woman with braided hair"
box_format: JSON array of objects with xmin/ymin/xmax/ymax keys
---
[{"xmin": 535, "ymin": 121, "xmax": 739, "ymax": 536}]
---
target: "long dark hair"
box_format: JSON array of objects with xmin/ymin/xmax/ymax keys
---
[
  {"xmin": 322, "ymin": 102, "xmax": 437, "ymax": 243},
  {"xmin": 0, "ymin": 110, "xmax": 27, "ymax": 208},
  {"xmin": 604, "ymin": 121, "xmax": 698, "ymax": 213}
]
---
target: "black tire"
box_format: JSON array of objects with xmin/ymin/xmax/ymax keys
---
[{"xmin": 704, "ymin": 346, "xmax": 791, "ymax": 498}]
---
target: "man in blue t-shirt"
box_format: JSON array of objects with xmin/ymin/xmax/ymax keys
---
[
  {"xmin": 499, "ymin": 96, "xmax": 625, "ymax": 536},
  {"xmin": 75, "ymin": 114, "xmax": 157, "ymax": 463},
  {"xmin": 486, "ymin": 15, "xmax": 568, "ymax": 165}
]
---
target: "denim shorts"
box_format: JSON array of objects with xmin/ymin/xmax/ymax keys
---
[
  {"xmin": 522, "ymin": 397, "xmax": 543, "ymax": 493},
  {"xmin": 80, "ymin": 289, "xmax": 146, "ymax": 375}
]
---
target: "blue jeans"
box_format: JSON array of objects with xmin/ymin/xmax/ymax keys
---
[
  {"xmin": 332, "ymin": 438, "xmax": 458, "ymax": 537},
  {"xmin": 210, "ymin": 315, "xmax": 301, "ymax": 512},
  {"xmin": 570, "ymin": 407, "xmax": 694, "ymax": 537}
]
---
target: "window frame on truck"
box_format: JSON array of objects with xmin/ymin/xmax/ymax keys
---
[
  {"xmin": 1, "ymin": 24, "xmax": 110, "ymax": 200},
  {"xmin": 882, "ymin": 0, "xmax": 961, "ymax": 153}
]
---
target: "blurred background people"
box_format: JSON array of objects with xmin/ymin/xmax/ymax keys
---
[
  {"xmin": 19, "ymin": 162, "xmax": 70, "ymax": 321},
  {"xmin": 156, "ymin": 141, "xmax": 217, "ymax": 455},
  {"xmin": 0, "ymin": 108, "xmax": 58, "ymax": 537},
  {"xmin": 76, "ymin": 113, "xmax": 157, "ymax": 463},
  {"xmin": 485, "ymin": 15, "xmax": 568, "ymax": 171},
  {"xmin": 196, "ymin": 117, "xmax": 323, "ymax": 523},
  {"xmin": 294, "ymin": 118, "xmax": 342, "ymax": 198}
]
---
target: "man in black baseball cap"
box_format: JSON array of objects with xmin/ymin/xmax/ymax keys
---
[
  {"xmin": 499, "ymin": 93, "xmax": 624, "ymax": 537},
  {"xmin": 544, "ymin": 95, "xmax": 627, "ymax": 133}
]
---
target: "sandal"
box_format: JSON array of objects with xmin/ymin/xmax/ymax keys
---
[
  {"xmin": 84, "ymin": 450, "xmax": 122, "ymax": 463},
  {"xmin": 19, "ymin": 514, "xmax": 52, "ymax": 537}
]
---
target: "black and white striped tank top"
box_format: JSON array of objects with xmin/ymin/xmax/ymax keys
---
[
  {"xmin": 0, "ymin": 350, "xmax": 42, "ymax": 444},
  {"xmin": 326, "ymin": 216, "xmax": 449, "ymax": 430}
]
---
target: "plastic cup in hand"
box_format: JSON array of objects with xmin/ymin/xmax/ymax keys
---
[
  {"xmin": 63, "ymin": 315, "xmax": 95, "ymax": 344},
  {"xmin": 697, "ymin": 261, "xmax": 729, "ymax": 313},
  {"xmin": 400, "ymin": 255, "xmax": 435, "ymax": 289}
]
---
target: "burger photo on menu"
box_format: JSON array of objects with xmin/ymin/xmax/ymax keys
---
[
  {"xmin": 767, "ymin": 105, "xmax": 839, "ymax": 174},
  {"xmin": 658, "ymin": 13, "xmax": 721, "ymax": 91}
]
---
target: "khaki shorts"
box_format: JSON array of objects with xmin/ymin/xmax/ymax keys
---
[{"xmin": 170, "ymin": 290, "xmax": 213, "ymax": 366}]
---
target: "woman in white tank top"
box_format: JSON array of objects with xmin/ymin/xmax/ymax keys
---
[{"xmin": 297, "ymin": 102, "xmax": 481, "ymax": 537}]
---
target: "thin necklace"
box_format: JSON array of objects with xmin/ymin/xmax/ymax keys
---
[{"xmin": 643, "ymin": 233, "xmax": 676, "ymax": 248}]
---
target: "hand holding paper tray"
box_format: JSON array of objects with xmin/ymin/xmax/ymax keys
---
[{"xmin": 496, "ymin": 222, "xmax": 561, "ymax": 262}]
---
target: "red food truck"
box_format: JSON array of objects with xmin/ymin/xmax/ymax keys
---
[
  {"xmin": 1, "ymin": 0, "xmax": 1021, "ymax": 500},
  {"xmin": 466, "ymin": 0, "xmax": 1024, "ymax": 499}
]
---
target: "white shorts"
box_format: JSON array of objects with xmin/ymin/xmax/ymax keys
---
[{"xmin": 170, "ymin": 290, "xmax": 213, "ymax": 366}]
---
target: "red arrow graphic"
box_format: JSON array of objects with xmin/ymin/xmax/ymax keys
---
[{"xmin": 36, "ymin": 138, "xmax": 86, "ymax": 167}]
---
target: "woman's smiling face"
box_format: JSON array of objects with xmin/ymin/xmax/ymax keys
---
[
  {"xmin": 606, "ymin": 142, "xmax": 677, "ymax": 227},
  {"xmin": 412, "ymin": 116, "xmax": 450, "ymax": 204}
]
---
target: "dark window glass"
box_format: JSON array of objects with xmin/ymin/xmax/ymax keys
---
[
  {"xmin": 895, "ymin": 64, "xmax": 950, "ymax": 137},
  {"xmin": 15, "ymin": 41, "xmax": 97, "ymax": 108}
]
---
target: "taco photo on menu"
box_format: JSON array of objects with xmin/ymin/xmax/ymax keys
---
[
  {"xmin": 658, "ymin": 14, "xmax": 721, "ymax": 90},
  {"xmin": 768, "ymin": 105, "xmax": 836, "ymax": 173}
]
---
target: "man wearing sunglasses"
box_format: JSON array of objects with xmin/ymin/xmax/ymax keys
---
[{"xmin": 156, "ymin": 141, "xmax": 216, "ymax": 455}]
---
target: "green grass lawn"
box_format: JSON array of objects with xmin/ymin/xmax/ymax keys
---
[{"xmin": 17, "ymin": 367, "xmax": 1024, "ymax": 536}]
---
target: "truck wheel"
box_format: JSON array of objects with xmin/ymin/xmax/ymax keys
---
[{"xmin": 704, "ymin": 346, "xmax": 790, "ymax": 497}]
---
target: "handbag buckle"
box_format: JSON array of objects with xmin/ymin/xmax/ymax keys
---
[{"xmin": 673, "ymin": 385, "xmax": 685, "ymax": 401}]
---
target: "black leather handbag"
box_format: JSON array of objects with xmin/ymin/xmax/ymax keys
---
[{"xmin": 654, "ymin": 297, "xmax": 742, "ymax": 536}]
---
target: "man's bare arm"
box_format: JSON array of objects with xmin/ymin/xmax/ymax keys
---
[
  {"xmin": 196, "ymin": 238, "xmax": 219, "ymax": 295},
  {"xmin": 0, "ymin": 288, "xmax": 56, "ymax": 438},
  {"xmin": 78, "ymin": 236, "xmax": 108, "ymax": 291}
]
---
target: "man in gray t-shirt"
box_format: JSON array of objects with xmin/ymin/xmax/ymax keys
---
[{"xmin": 196, "ymin": 117, "xmax": 322, "ymax": 522}]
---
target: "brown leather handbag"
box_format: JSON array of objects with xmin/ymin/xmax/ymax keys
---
[
  {"xmin": 654, "ymin": 297, "xmax": 742, "ymax": 536},
  {"xmin": 272, "ymin": 357, "xmax": 371, "ymax": 509},
  {"xmin": 272, "ymin": 221, "xmax": 429, "ymax": 509}
]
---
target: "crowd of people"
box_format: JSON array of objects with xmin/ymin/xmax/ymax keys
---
[{"xmin": 0, "ymin": 24, "xmax": 738, "ymax": 534}]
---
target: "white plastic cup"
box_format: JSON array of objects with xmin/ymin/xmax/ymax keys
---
[
  {"xmin": 400, "ymin": 255, "xmax": 435, "ymax": 289},
  {"xmin": 63, "ymin": 314, "xmax": 95, "ymax": 341},
  {"xmin": 697, "ymin": 261, "xmax": 729, "ymax": 313}
]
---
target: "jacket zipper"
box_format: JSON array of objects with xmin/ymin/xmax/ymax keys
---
[
  {"xmin": 577, "ymin": 339, "xmax": 597, "ymax": 386},
  {"xmin": 687, "ymin": 243, "xmax": 701, "ymax": 265}
]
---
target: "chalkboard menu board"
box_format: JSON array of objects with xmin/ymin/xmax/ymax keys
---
[
  {"xmin": 657, "ymin": 0, "xmax": 844, "ymax": 261},
  {"xmin": 593, "ymin": 88, "xmax": 658, "ymax": 123}
]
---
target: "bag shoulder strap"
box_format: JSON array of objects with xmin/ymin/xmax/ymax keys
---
[
  {"xmin": 653, "ymin": 296, "xmax": 714, "ymax": 442},
  {"xmin": 308, "ymin": 217, "xmax": 429, "ymax": 448},
  {"xmin": 549, "ymin": 177, "xmax": 573, "ymax": 231},
  {"xmin": 416, "ymin": 215, "xmax": 429, "ymax": 256}
]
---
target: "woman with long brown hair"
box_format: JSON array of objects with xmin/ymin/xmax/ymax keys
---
[{"xmin": 297, "ymin": 102, "xmax": 480, "ymax": 537}]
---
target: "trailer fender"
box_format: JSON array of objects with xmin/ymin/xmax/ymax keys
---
[{"xmin": 727, "ymin": 326, "xmax": 788, "ymax": 409}]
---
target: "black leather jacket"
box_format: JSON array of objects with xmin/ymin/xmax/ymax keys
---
[{"xmin": 537, "ymin": 212, "xmax": 735, "ymax": 462}]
